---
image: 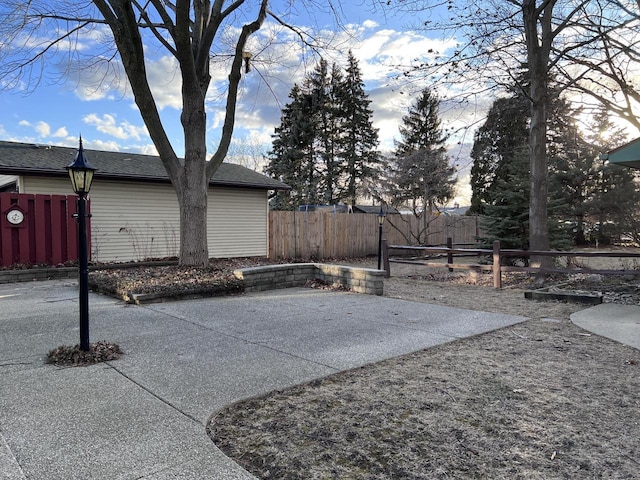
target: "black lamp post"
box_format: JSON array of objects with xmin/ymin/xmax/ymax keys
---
[
  {"xmin": 377, "ymin": 206, "xmax": 386, "ymax": 270},
  {"xmin": 67, "ymin": 138, "xmax": 96, "ymax": 352}
]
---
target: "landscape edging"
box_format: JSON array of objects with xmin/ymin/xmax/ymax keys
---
[{"xmin": 234, "ymin": 263, "xmax": 385, "ymax": 296}]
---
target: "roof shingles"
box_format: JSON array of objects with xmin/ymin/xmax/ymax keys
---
[{"xmin": 0, "ymin": 141, "xmax": 289, "ymax": 190}]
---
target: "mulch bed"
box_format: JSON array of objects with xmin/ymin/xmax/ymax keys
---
[{"xmin": 88, "ymin": 258, "xmax": 271, "ymax": 302}]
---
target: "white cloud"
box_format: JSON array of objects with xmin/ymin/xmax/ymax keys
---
[
  {"xmin": 53, "ymin": 136, "xmax": 80, "ymax": 148},
  {"xmin": 145, "ymin": 56, "xmax": 183, "ymax": 110},
  {"xmin": 16, "ymin": 119, "xmax": 66, "ymax": 140},
  {"xmin": 52, "ymin": 127, "xmax": 69, "ymax": 138},
  {"xmin": 130, "ymin": 143, "xmax": 159, "ymax": 156},
  {"xmin": 34, "ymin": 121, "xmax": 51, "ymax": 137},
  {"xmin": 85, "ymin": 139, "xmax": 122, "ymax": 152},
  {"xmin": 452, "ymin": 171, "xmax": 472, "ymax": 206},
  {"xmin": 83, "ymin": 113, "xmax": 149, "ymax": 141},
  {"xmin": 69, "ymin": 59, "xmax": 129, "ymax": 102},
  {"xmin": 83, "ymin": 139, "xmax": 158, "ymax": 155}
]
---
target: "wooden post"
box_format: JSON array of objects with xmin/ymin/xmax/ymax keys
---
[
  {"xmin": 493, "ymin": 240, "xmax": 502, "ymax": 289},
  {"xmin": 446, "ymin": 237, "xmax": 453, "ymax": 272},
  {"xmin": 382, "ymin": 239, "xmax": 390, "ymax": 278}
]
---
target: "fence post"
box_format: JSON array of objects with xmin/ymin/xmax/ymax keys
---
[
  {"xmin": 493, "ymin": 240, "xmax": 502, "ymax": 289},
  {"xmin": 382, "ymin": 239, "xmax": 390, "ymax": 278},
  {"xmin": 446, "ymin": 237, "xmax": 453, "ymax": 272}
]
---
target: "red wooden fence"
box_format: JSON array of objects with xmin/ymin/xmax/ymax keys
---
[{"xmin": 0, "ymin": 193, "xmax": 90, "ymax": 267}]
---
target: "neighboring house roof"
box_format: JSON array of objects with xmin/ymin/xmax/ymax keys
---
[
  {"xmin": 603, "ymin": 137, "xmax": 640, "ymax": 169},
  {"xmin": 439, "ymin": 206, "xmax": 470, "ymax": 216},
  {"xmin": 352, "ymin": 205, "xmax": 401, "ymax": 215},
  {"xmin": 0, "ymin": 140, "xmax": 290, "ymax": 190}
]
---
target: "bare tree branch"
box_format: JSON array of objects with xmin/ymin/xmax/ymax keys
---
[
  {"xmin": 208, "ymin": 0, "xmax": 268, "ymax": 177},
  {"xmin": 131, "ymin": 0, "xmax": 177, "ymax": 56}
]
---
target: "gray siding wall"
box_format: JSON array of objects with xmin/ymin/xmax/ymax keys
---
[{"xmin": 21, "ymin": 176, "xmax": 268, "ymax": 262}]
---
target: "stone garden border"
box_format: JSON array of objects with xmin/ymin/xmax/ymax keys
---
[{"xmin": 234, "ymin": 263, "xmax": 385, "ymax": 296}]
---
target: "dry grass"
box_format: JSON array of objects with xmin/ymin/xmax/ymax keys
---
[{"xmin": 210, "ymin": 315, "xmax": 640, "ymax": 479}]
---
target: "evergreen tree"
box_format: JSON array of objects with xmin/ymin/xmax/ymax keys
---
[
  {"xmin": 382, "ymin": 87, "xmax": 456, "ymax": 245},
  {"xmin": 266, "ymin": 54, "xmax": 380, "ymax": 209},
  {"xmin": 578, "ymin": 110, "xmax": 640, "ymax": 245},
  {"xmin": 477, "ymin": 148, "xmax": 531, "ymax": 250},
  {"xmin": 469, "ymin": 94, "xmax": 529, "ymax": 215},
  {"xmin": 548, "ymin": 105, "xmax": 605, "ymax": 245},
  {"xmin": 588, "ymin": 160, "xmax": 640, "ymax": 245},
  {"xmin": 307, "ymin": 59, "xmax": 342, "ymax": 205},
  {"xmin": 338, "ymin": 50, "xmax": 382, "ymax": 205},
  {"xmin": 265, "ymin": 84, "xmax": 317, "ymax": 210},
  {"xmin": 471, "ymin": 87, "xmax": 575, "ymax": 251},
  {"xmin": 478, "ymin": 147, "xmax": 571, "ymax": 255},
  {"xmin": 385, "ymin": 87, "xmax": 456, "ymax": 224}
]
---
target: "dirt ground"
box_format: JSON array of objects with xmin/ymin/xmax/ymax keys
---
[{"xmin": 209, "ymin": 259, "xmax": 640, "ymax": 479}]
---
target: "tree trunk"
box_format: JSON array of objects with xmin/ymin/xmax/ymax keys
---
[
  {"xmin": 178, "ymin": 74, "xmax": 209, "ymax": 266},
  {"xmin": 528, "ymin": 75, "xmax": 550, "ymax": 263},
  {"xmin": 177, "ymin": 159, "xmax": 209, "ymax": 266},
  {"xmin": 523, "ymin": 0, "xmax": 554, "ymax": 270}
]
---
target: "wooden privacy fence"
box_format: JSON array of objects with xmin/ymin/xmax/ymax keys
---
[
  {"xmin": 384, "ymin": 240, "xmax": 640, "ymax": 288},
  {"xmin": 268, "ymin": 211, "xmax": 481, "ymax": 259},
  {"xmin": 0, "ymin": 192, "xmax": 87, "ymax": 267},
  {"xmin": 384, "ymin": 213, "xmax": 480, "ymax": 247}
]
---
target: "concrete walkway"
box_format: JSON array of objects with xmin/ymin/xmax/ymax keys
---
[{"xmin": 571, "ymin": 303, "xmax": 640, "ymax": 350}]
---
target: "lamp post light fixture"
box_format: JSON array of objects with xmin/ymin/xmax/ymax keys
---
[
  {"xmin": 67, "ymin": 138, "xmax": 96, "ymax": 352},
  {"xmin": 377, "ymin": 206, "xmax": 386, "ymax": 270}
]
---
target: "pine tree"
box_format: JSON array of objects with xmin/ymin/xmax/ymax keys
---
[
  {"xmin": 390, "ymin": 88, "xmax": 455, "ymax": 211},
  {"xmin": 585, "ymin": 112, "xmax": 640, "ymax": 245},
  {"xmin": 385, "ymin": 87, "xmax": 456, "ymax": 244},
  {"xmin": 266, "ymin": 54, "xmax": 381, "ymax": 209},
  {"xmin": 547, "ymin": 102, "xmax": 603, "ymax": 245},
  {"xmin": 477, "ymin": 148, "xmax": 531, "ymax": 250},
  {"xmin": 469, "ymin": 94, "xmax": 529, "ymax": 215},
  {"xmin": 306, "ymin": 59, "xmax": 342, "ymax": 205},
  {"xmin": 265, "ymin": 84, "xmax": 316, "ymax": 210},
  {"xmin": 471, "ymin": 87, "xmax": 573, "ymax": 251},
  {"xmin": 337, "ymin": 50, "xmax": 381, "ymax": 205},
  {"xmin": 478, "ymin": 147, "xmax": 571, "ymax": 255},
  {"xmin": 577, "ymin": 110, "xmax": 640, "ymax": 245},
  {"xmin": 590, "ymin": 163, "xmax": 640, "ymax": 245}
]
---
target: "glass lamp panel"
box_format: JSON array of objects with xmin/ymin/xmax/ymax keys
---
[{"xmin": 68, "ymin": 168, "xmax": 94, "ymax": 194}]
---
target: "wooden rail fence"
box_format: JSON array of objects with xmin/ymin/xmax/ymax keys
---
[
  {"xmin": 384, "ymin": 240, "xmax": 640, "ymax": 288},
  {"xmin": 268, "ymin": 211, "xmax": 481, "ymax": 259}
]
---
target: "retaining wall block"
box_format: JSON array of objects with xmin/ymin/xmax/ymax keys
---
[{"xmin": 233, "ymin": 263, "xmax": 384, "ymax": 296}]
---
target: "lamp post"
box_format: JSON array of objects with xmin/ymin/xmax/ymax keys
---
[
  {"xmin": 67, "ymin": 138, "xmax": 96, "ymax": 352},
  {"xmin": 377, "ymin": 206, "xmax": 386, "ymax": 270}
]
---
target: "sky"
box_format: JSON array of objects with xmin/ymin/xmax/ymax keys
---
[{"xmin": 0, "ymin": 1, "xmax": 476, "ymax": 205}]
